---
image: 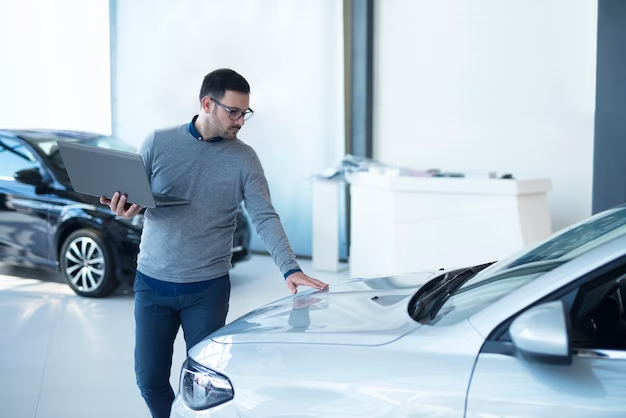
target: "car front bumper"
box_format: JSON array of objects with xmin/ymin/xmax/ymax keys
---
[{"xmin": 170, "ymin": 397, "xmax": 240, "ymax": 418}]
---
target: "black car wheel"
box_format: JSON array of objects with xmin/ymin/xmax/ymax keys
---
[{"xmin": 60, "ymin": 229, "xmax": 118, "ymax": 298}]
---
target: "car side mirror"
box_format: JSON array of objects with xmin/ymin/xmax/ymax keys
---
[
  {"xmin": 510, "ymin": 300, "xmax": 572, "ymax": 365},
  {"xmin": 14, "ymin": 168, "xmax": 44, "ymax": 186}
]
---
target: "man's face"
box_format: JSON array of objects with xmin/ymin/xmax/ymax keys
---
[{"xmin": 205, "ymin": 90, "xmax": 250, "ymax": 140}]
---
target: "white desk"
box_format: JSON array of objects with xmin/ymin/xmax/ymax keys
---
[{"xmin": 347, "ymin": 172, "xmax": 553, "ymax": 278}]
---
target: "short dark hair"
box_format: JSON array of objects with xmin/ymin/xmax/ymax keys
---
[{"xmin": 199, "ymin": 68, "xmax": 250, "ymax": 102}]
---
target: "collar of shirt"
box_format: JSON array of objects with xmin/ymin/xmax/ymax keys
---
[{"xmin": 189, "ymin": 115, "xmax": 224, "ymax": 142}]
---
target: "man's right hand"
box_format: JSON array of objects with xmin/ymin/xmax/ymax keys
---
[{"xmin": 100, "ymin": 192, "xmax": 144, "ymax": 219}]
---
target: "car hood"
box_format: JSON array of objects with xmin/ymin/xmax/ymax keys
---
[{"xmin": 204, "ymin": 271, "xmax": 436, "ymax": 349}]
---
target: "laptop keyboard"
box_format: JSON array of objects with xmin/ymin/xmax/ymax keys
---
[{"xmin": 153, "ymin": 193, "xmax": 182, "ymax": 202}]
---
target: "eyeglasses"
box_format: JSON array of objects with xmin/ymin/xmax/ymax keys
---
[{"xmin": 210, "ymin": 97, "xmax": 254, "ymax": 121}]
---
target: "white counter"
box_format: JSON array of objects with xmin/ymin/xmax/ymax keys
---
[{"xmin": 347, "ymin": 172, "xmax": 553, "ymax": 278}]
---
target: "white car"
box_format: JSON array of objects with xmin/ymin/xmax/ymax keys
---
[{"xmin": 171, "ymin": 206, "xmax": 626, "ymax": 417}]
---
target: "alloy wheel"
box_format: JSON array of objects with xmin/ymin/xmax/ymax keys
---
[{"xmin": 64, "ymin": 236, "xmax": 106, "ymax": 292}]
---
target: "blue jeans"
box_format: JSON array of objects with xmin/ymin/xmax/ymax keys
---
[{"xmin": 133, "ymin": 271, "xmax": 230, "ymax": 418}]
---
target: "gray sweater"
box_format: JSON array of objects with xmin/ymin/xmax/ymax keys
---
[{"xmin": 136, "ymin": 122, "xmax": 300, "ymax": 283}]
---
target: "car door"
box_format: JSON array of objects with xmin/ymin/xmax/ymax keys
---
[
  {"xmin": 0, "ymin": 137, "xmax": 52, "ymax": 264},
  {"xmin": 465, "ymin": 263, "xmax": 626, "ymax": 417}
]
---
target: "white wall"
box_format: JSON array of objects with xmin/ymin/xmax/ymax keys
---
[
  {"xmin": 113, "ymin": 0, "xmax": 345, "ymax": 256},
  {"xmin": 0, "ymin": 0, "xmax": 111, "ymax": 134},
  {"xmin": 374, "ymin": 0, "xmax": 598, "ymax": 232}
]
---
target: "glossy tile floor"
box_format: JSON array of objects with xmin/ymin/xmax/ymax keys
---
[{"xmin": 0, "ymin": 255, "xmax": 350, "ymax": 418}]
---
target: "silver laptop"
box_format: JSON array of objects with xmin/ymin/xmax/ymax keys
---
[{"xmin": 56, "ymin": 140, "xmax": 191, "ymax": 208}]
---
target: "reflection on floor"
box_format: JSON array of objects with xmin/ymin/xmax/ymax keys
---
[{"xmin": 0, "ymin": 255, "xmax": 350, "ymax": 418}]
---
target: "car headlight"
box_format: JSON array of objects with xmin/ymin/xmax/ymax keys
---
[{"xmin": 180, "ymin": 358, "xmax": 234, "ymax": 410}]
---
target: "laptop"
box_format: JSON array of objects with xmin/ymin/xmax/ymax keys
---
[{"xmin": 56, "ymin": 140, "xmax": 191, "ymax": 208}]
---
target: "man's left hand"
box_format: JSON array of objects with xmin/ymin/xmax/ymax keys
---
[{"xmin": 286, "ymin": 271, "xmax": 329, "ymax": 294}]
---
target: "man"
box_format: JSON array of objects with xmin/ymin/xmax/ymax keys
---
[{"xmin": 101, "ymin": 68, "xmax": 328, "ymax": 418}]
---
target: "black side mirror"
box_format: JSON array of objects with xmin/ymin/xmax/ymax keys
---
[{"xmin": 14, "ymin": 168, "xmax": 44, "ymax": 186}]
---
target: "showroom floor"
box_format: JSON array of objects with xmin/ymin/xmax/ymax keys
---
[{"xmin": 0, "ymin": 255, "xmax": 351, "ymax": 418}]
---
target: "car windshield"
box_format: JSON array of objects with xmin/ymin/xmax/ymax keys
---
[
  {"xmin": 412, "ymin": 206, "xmax": 626, "ymax": 326},
  {"xmin": 36, "ymin": 135, "xmax": 136, "ymax": 172}
]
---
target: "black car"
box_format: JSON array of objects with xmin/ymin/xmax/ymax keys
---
[{"xmin": 0, "ymin": 129, "xmax": 251, "ymax": 298}]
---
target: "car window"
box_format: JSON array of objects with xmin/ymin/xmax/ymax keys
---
[
  {"xmin": 82, "ymin": 136, "xmax": 136, "ymax": 153},
  {"xmin": 473, "ymin": 208, "xmax": 626, "ymax": 282},
  {"xmin": 0, "ymin": 138, "xmax": 40, "ymax": 180},
  {"xmin": 568, "ymin": 268, "xmax": 626, "ymax": 351},
  {"xmin": 35, "ymin": 135, "xmax": 136, "ymax": 171},
  {"xmin": 418, "ymin": 207, "xmax": 626, "ymax": 327}
]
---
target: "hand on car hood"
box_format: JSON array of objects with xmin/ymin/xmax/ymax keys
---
[{"xmin": 206, "ymin": 271, "xmax": 435, "ymax": 347}]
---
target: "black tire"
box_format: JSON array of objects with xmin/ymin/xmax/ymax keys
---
[{"xmin": 60, "ymin": 229, "xmax": 118, "ymax": 298}]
